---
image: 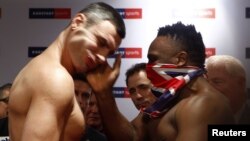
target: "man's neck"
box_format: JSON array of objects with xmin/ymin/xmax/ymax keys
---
[{"xmin": 180, "ymin": 76, "xmax": 206, "ymax": 98}]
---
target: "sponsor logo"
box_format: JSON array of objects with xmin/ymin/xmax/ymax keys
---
[
  {"xmin": 246, "ymin": 7, "xmax": 250, "ymax": 18},
  {"xmin": 246, "ymin": 47, "xmax": 250, "ymax": 59},
  {"xmin": 116, "ymin": 8, "xmax": 142, "ymax": 19},
  {"xmin": 28, "ymin": 47, "xmax": 47, "ymax": 57},
  {"xmin": 109, "ymin": 48, "xmax": 142, "ymax": 58},
  {"xmin": 173, "ymin": 8, "xmax": 215, "ymax": 18},
  {"xmin": 29, "ymin": 8, "xmax": 71, "ymax": 19},
  {"xmin": 113, "ymin": 87, "xmax": 130, "ymax": 98},
  {"xmin": 205, "ymin": 48, "xmax": 216, "ymax": 57}
]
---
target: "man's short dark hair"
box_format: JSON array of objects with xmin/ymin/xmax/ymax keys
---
[
  {"xmin": 79, "ymin": 2, "xmax": 126, "ymax": 39},
  {"xmin": 157, "ymin": 22, "xmax": 206, "ymax": 68},
  {"xmin": 0, "ymin": 83, "xmax": 12, "ymax": 89},
  {"xmin": 125, "ymin": 63, "xmax": 146, "ymax": 86}
]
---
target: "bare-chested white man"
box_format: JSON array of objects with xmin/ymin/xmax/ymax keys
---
[{"xmin": 8, "ymin": 2, "xmax": 125, "ymax": 141}]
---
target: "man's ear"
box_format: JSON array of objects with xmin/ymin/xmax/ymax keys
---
[
  {"xmin": 71, "ymin": 13, "xmax": 86, "ymax": 29},
  {"xmin": 175, "ymin": 51, "xmax": 188, "ymax": 66}
]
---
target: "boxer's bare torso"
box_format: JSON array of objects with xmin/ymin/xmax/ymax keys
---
[{"xmin": 9, "ymin": 48, "xmax": 85, "ymax": 141}]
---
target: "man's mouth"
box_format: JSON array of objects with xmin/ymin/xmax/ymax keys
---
[
  {"xmin": 88, "ymin": 115, "xmax": 100, "ymax": 120},
  {"xmin": 86, "ymin": 56, "xmax": 96, "ymax": 70},
  {"xmin": 96, "ymin": 54, "xmax": 105, "ymax": 62},
  {"xmin": 86, "ymin": 49, "xmax": 106, "ymax": 68}
]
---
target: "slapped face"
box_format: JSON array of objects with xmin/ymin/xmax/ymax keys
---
[
  {"xmin": 74, "ymin": 79, "xmax": 91, "ymax": 112},
  {"xmin": 67, "ymin": 15, "xmax": 122, "ymax": 74},
  {"xmin": 127, "ymin": 70, "xmax": 156, "ymax": 110}
]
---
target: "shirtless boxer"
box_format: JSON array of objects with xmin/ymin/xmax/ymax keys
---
[
  {"xmin": 8, "ymin": 2, "xmax": 125, "ymax": 141},
  {"xmin": 86, "ymin": 22, "xmax": 234, "ymax": 141}
]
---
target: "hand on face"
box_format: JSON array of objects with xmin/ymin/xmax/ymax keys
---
[
  {"xmin": 85, "ymin": 51, "xmax": 107, "ymax": 72},
  {"xmin": 86, "ymin": 54, "xmax": 121, "ymax": 94}
]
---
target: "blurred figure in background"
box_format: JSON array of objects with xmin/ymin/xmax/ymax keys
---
[
  {"xmin": 0, "ymin": 83, "xmax": 11, "ymax": 118},
  {"xmin": 74, "ymin": 77, "xmax": 92, "ymax": 113},
  {"xmin": 206, "ymin": 55, "xmax": 250, "ymax": 124},
  {"xmin": 0, "ymin": 83, "xmax": 12, "ymax": 136},
  {"xmin": 84, "ymin": 93, "xmax": 107, "ymax": 141},
  {"xmin": 73, "ymin": 77, "xmax": 106, "ymax": 141}
]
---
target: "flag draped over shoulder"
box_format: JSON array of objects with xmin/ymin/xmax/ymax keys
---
[{"xmin": 142, "ymin": 63, "xmax": 205, "ymax": 118}]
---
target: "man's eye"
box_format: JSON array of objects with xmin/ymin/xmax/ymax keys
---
[
  {"xmin": 0, "ymin": 98, "xmax": 9, "ymax": 104},
  {"xmin": 148, "ymin": 55, "xmax": 158, "ymax": 63},
  {"xmin": 82, "ymin": 92, "xmax": 90, "ymax": 98},
  {"xmin": 129, "ymin": 88, "xmax": 136, "ymax": 95}
]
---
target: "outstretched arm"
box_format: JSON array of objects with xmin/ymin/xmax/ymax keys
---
[{"xmin": 86, "ymin": 55, "xmax": 137, "ymax": 141}]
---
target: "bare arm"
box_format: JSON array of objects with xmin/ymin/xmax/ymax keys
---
[
  {"xmin": 21, "ymin": 76, "xmax": 74, "ymax": 141},
  {"xmin": 86, "ymin": 55, "xmax": 137, "ymax": 141}
]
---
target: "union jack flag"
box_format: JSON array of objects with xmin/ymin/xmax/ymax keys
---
[{"xmin": 142, "ymin": 63, "xmax": 205, "ymax": 118}]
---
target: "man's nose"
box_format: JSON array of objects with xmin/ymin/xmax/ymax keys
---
[{"xmin": 135, "ymin": 91, "xmax": 143, "ymax": 99}]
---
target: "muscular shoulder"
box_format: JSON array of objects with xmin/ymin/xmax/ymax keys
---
[
  {"xmin": 22, "ymin": 58, "xmax": 75, "ymax": 105},
  {"xmin": 176, "ymin": 91, "xmax": 234, "ymax": 124},
  {"xmin": 38, "ymin": 67, "xmax": 74, "ymax": 101}
]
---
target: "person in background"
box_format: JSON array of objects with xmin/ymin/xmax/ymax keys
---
[
  {"xmin": 206, "ymin": 55, "xmax": 250, "ymax": 124},
  {"xmin": 83, "ymin": 93, "xmax": 107, "ymax": 141},
  {"xmin": 85, "ymin": 93, "xmax": 104, "ymax": 133},
  {"xmin": 125, "ymin": 62, "xmax": 156, "ymax": 110},
  {"xmin": 86, "ymin": 22, "xmax": 235, "ymax": 141},
  {"xmin": 74, "ymin": 76, "xmax": 92, "ymax": 113},
  {"xmin": 73, "ymin": 77, "xmax": 107, "ymax": 141},
  {"xmin": 8, "ymin": 2, "xmax": 125, "ymax": 141},
  {"xmin": 0, "ymin": 83, "xmax": 11, "ymax": 118},
  {"xmin": 0, "ymin": 83, "xmax": 12, "ymax": 137}
]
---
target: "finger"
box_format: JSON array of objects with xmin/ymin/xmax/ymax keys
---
[{"xmin": 112, "ymin": 54, "xmax": 121, "ymax": 75}]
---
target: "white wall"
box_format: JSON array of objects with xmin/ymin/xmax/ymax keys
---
[{"xmin": 0, "ymin": 0, "xmax": 250, "ymax": 121}]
